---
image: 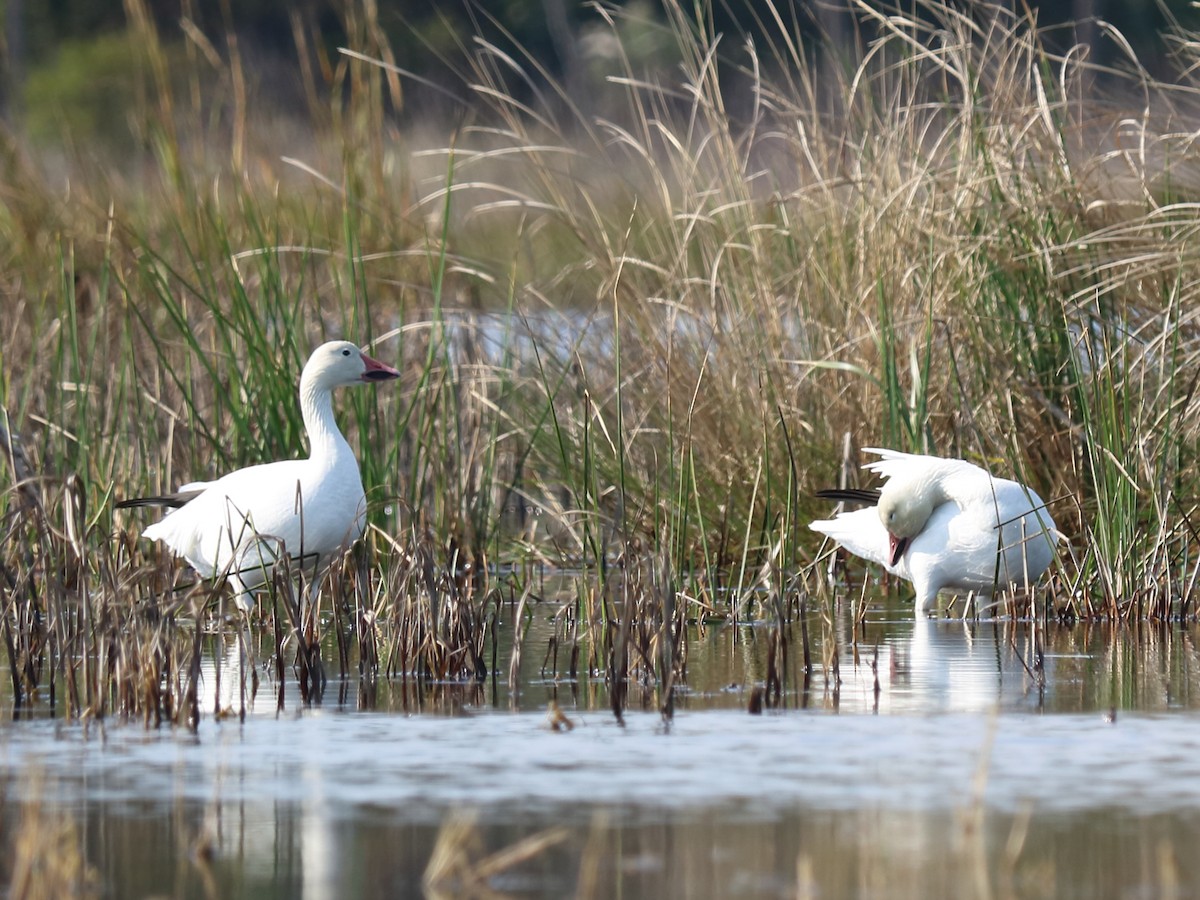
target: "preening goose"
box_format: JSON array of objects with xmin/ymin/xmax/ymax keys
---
[
  {"xmin": 810, "ymin": 448, "xmax": 1057, "ymax": 615},
  {"xmin": 117, "ymin": 340, "xmax": 400, "ymax": 611}
]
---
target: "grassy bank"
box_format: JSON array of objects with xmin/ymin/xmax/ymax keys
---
[{"xmin": 3, "ymin": 0, "xmax": 1200, "ymax": 721}]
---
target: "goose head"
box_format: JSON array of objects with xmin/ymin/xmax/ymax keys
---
[
  {"xmin": 302, "ymin": 341, "xmax": 401, "ymax": 391},
  {"xmin": 877, "ymin": 482, "xmax": 935, "ymax": 567}
]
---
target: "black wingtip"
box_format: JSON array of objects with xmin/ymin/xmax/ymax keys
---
[
  {"xmin": 114, "ymin": 489, "xmax": 204, "ymax": 510},
  {"xmin": 115, "ymin": 496, "xmax": 173, "ymax": 510},
  {"xmin": 815, "ymin": 487, "xmax": 882, "ymax": 506}
]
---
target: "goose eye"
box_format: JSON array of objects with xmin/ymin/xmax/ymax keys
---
[{"xmin": 341, "ymin": 348, "xmax": 351, "ymax": 356}]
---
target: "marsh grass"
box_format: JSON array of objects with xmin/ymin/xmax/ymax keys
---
[{"xmin": 5, "ymin": 0, "xmax": 1200, "ymax": 725}]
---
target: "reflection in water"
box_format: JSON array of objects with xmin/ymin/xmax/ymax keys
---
[
  {"xmin": 301, "ymin": 754, "xmax": 337, "ymax": 900},
  {"xmin": 198, "ymin": 632, "xmax": 250, "ymax": 716},
  {"xmin": 183, "ymin": 608, "xmax": 1200, "ymax": 720},
  {"xmin": 7, "ymin": 709, "xmax": 1200, "ymax": 898},
  {"xmin": 5, "ymin": 609, "xmax": 1200, "ymax": 898},
  {"xmin": 879, "ymin": 619, "xmax": 1046, "ymax": 713},
  {"xmin": 824, "ymin": 615, "xmax": 1200, "ymax": 716}
]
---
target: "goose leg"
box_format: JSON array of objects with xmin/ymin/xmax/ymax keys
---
[
  {"xmin": 229, "ymin": 573, "xmax": 256, "ymax": 613},
  {"xmin": 916, "ymin": 584, "xmax": 940, "ymax": 617}
]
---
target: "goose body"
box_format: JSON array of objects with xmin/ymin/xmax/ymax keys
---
[
  {"xmin": 810, "ymin": 448, "xmax": 1057, "ymax": 615},
  {"xmin": 119, "ymin": 340, "xmax": 400, "ymax": 611}
]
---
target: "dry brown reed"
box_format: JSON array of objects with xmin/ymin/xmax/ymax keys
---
[
  {"xmin": 423, "ymin": 808, "xmax": 569, "ymax": 899},
  {"xmin": 367, "ymin": 524, "xmax": 499, "ymax": 682},
  {"xmin": 5, "ymin": 774, "xmax": 99, "ymax": 900},
  {"xmin": 0, "ymin": 415, "xmax": 206, "ymax": 726}
]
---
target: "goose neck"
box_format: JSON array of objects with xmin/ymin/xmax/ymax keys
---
[{"xmin": 299, "ymin": 377, "xmax": 349, "ymax": 464}]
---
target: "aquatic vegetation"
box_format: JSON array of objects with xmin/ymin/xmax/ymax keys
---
[
  {"xmin": 10, "ymin": 6, "xmax": 1200, "ymax": 899},
  {"xmin": 4, "ymin": 0, "xmax": 1200, "ymax": 734}
]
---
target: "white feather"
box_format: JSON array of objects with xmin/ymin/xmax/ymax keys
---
[
  {"xmin": 811, "ymin": 448, "xmax": 1058, "ymax": 615},
  {"xmin": 126, "ymin": 341, "xmax": 399, "ymax": 611}
]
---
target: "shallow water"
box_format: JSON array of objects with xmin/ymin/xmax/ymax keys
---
[{"xmin": 4, "ymin": 607, "xmax": 1200, "ymax": 898}]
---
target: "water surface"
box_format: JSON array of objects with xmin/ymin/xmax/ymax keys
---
[{"xmin": 3, "ymin": 610, "xmax": 1199, "ymax": 898}]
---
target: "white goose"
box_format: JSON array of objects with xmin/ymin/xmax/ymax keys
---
[
  {"xmin": 810, "ymin": 448, "xmax": 1058, "ymax": 615},
  {"xmin": 118, "ymin": 340, "xmax": 400, "ymax": 611}
]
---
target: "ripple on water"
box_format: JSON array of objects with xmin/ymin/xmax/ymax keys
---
[{"xmin": 3, "ymin": 707, "xmax": 1200, "ymax": 823}]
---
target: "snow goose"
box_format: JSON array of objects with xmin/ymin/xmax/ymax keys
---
[
  {"xmin": 810, "ymin": 448, "xmax": 1057, "ymax": 615},
  {"xmin": 117, "ymin": 340, "xmax": 400, "ymax": 611}
]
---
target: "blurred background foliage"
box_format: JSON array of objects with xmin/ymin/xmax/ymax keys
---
[
  {"xmin": 4, "ymin": 0, "xmax": 1197, "ymax": 158},
  {"xmin": 4, "ymin": 0, "xmax": 1200, "ymax": 613}
]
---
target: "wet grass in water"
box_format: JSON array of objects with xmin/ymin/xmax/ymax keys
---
[{"xmin": 5, "ymin": 0, "xmax": 1200, "ymax": 730}]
